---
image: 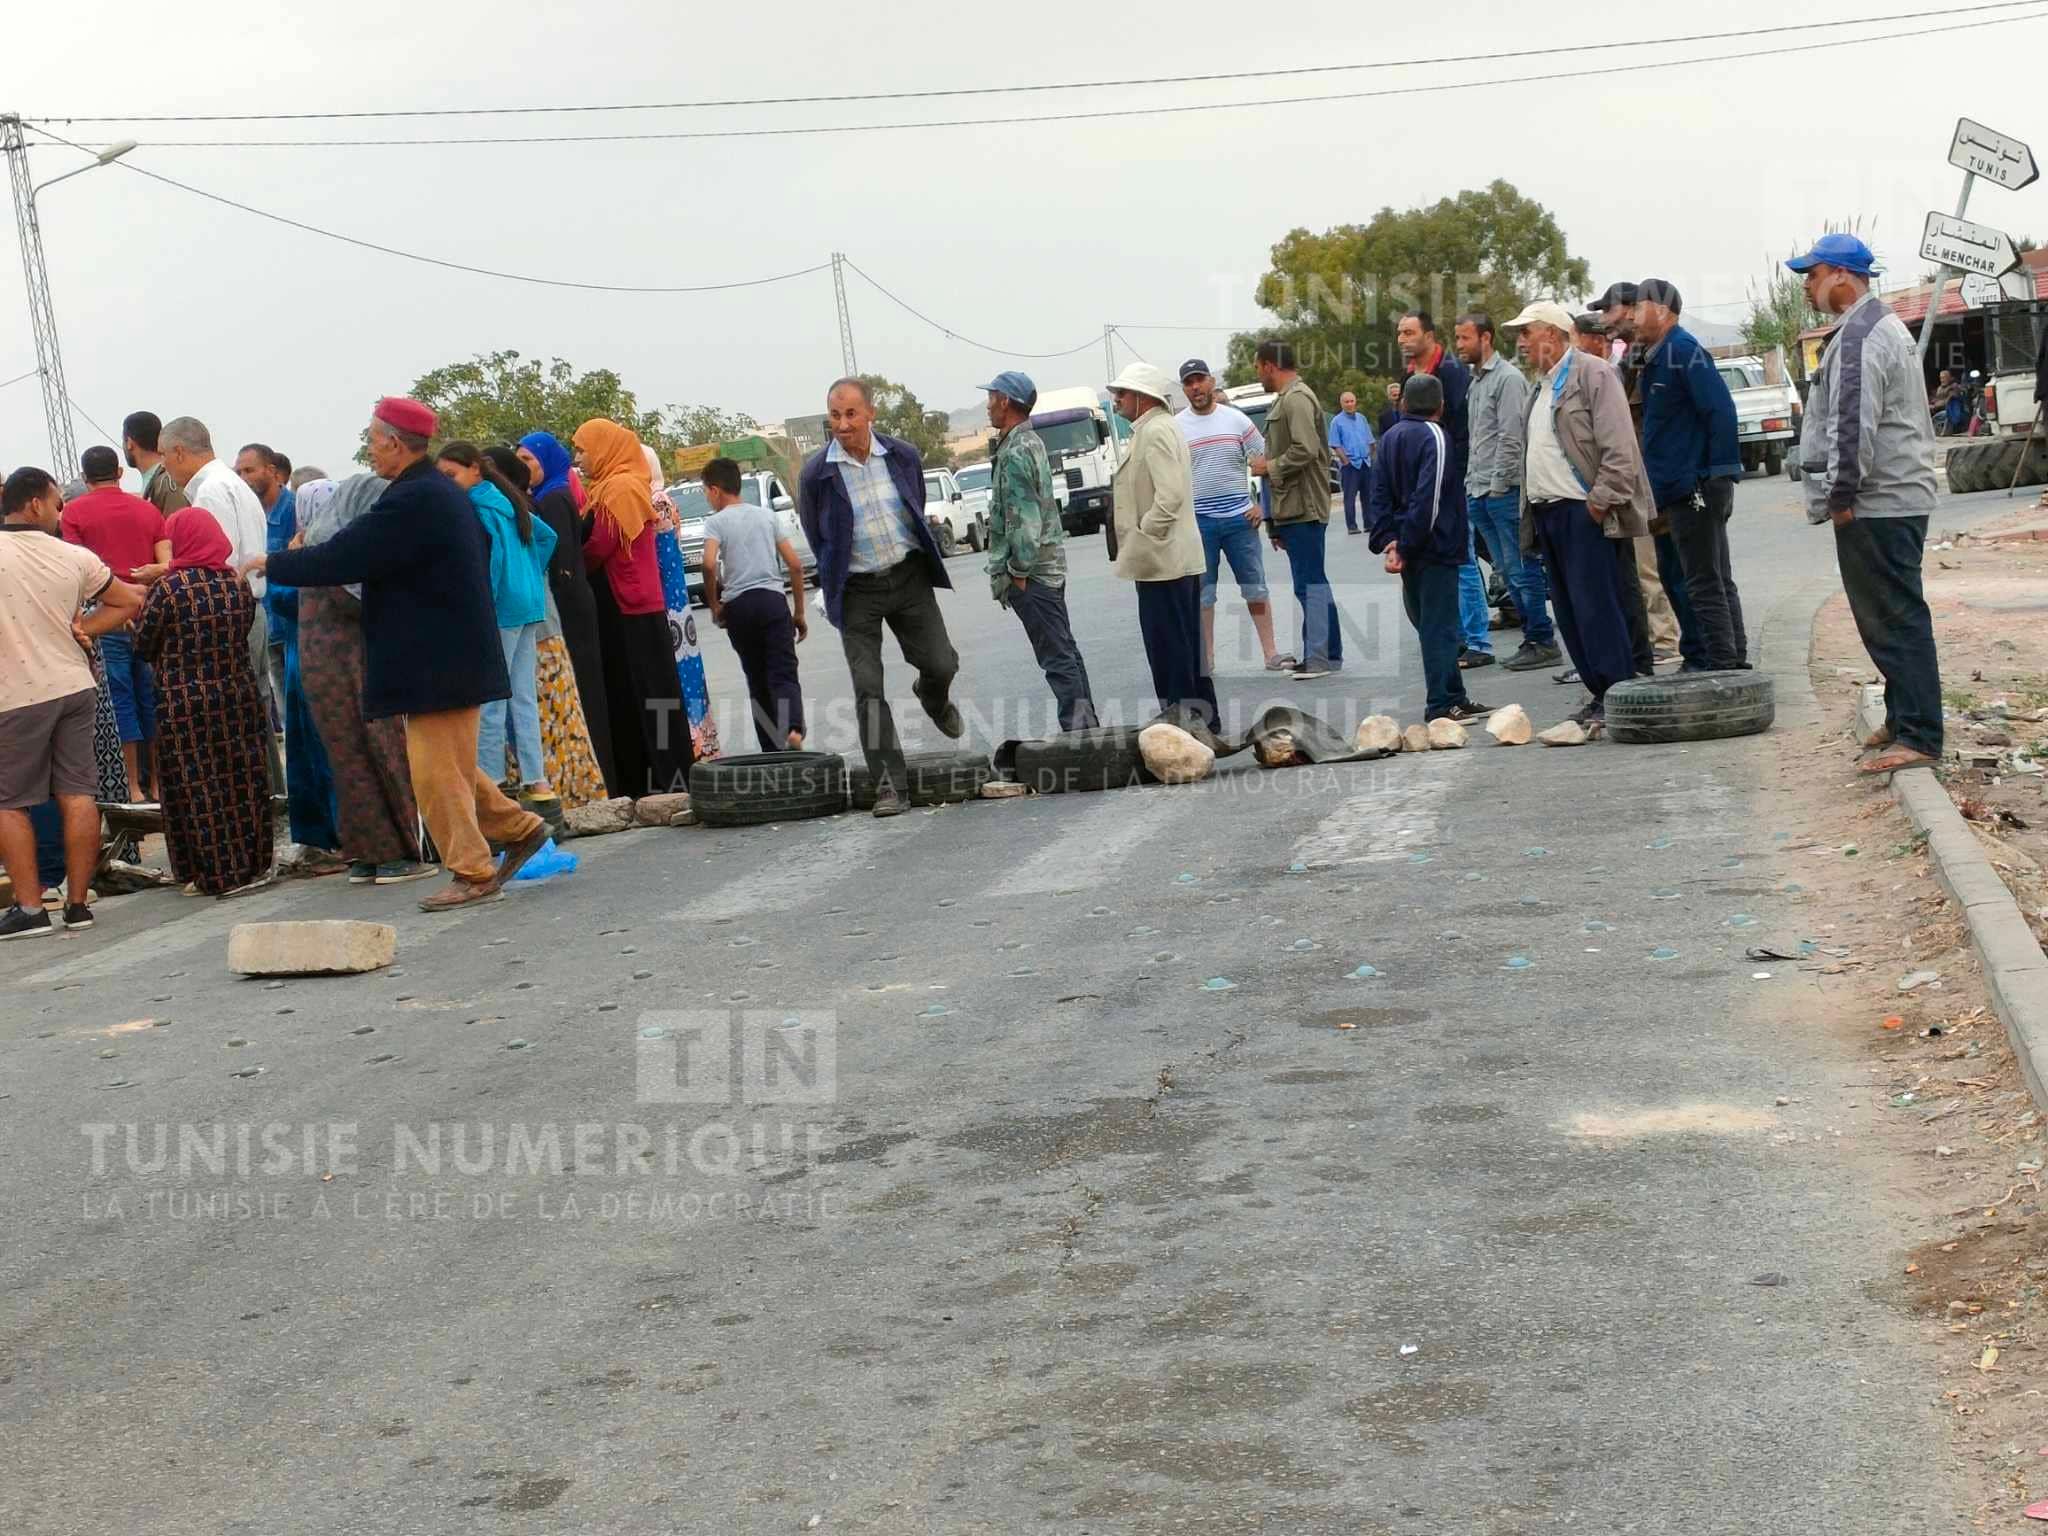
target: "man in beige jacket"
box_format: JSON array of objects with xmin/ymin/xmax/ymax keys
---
[
  {"xmin": 1505, "ymin": 301, "xmax": 1652, "ymax": 730},
  {"xmin": 1109, "ymin": 362, "xmax": 1216, "ymax": 727}
]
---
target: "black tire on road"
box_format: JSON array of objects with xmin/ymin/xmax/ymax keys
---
[
  {"xmin": 1949, "ymin": 443, "xmax": 1988, "ymax": 494},
  {"xmin": 1764, "ymin": 445, "xmax": 1784, "ymax": 477},
  {"xmin": 1605, "ymin": 672, "xmax": 1776, "ymax": 745},
  {"xmin": 934, "ymin": 521, "xmax": 960, "ymax": 557},
  {"xmin": 1011, "ymin": 727, "xmax": 1158, "ymax": 794},
  {"xmin": 689, "ymin": 751, "xmax": 848, "ymax": 826},
  {"xmin": 843, "ymin": 749, "xmax": 994, "ymax": 809}
]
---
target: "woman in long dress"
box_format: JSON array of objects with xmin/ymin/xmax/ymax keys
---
[
  {"xmin": 292, "ymin": 476, "xmax": 431, "ymax": 884},
  {"xmin": 132, "ymin": 508, "xmax": 274, "ymax": 896},
  {"xmin": 644, "ymin": 444, "xmax": 722, "ymax": 765},
  {"xmin": 517, "ymin": 431, "xmax": 616, "ymax": 795},
  {"xmin": 572, "ymin": 419, "xmax": 693, "ymax": 798}
]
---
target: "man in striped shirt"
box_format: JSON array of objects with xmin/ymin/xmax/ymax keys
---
[{"xmin": 1173, "ymin": 360, "xmax": 1287, "ymax": 674}]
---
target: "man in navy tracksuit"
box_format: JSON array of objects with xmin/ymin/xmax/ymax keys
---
[{"xmin": 1368, "ymin": 373, "xmax": 1490, "ymax": 724}]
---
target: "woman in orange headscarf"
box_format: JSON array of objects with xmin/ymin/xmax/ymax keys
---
[
  {"xmin": 133, "ymin": 508, "xmax": 275, "ymax": 895},
  {"xmin": 572, "ymin": 419, "xmax": 692, "ymax": 797}
]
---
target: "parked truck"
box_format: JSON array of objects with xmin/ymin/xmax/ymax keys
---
[
  {"xmin": 1940, "ymin": 301, "xmax": 2048, "ymax": 494},
  {"xmin": 1026, "ymin": 386, "xmax": 1129, "ymax": 536},
  {"xmin": 1715, "ymin": 352, "xmax": 1802, "ymax": 479}
]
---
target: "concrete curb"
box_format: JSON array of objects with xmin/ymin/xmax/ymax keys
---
[{"xmin": 1858, "ymin": 685, "xmax": 2048, "ymax": 1109}]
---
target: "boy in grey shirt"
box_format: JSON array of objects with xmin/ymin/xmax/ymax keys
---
[{"xmin": 702, "ymin": 458, "xmax": 809, "ymax": 751}]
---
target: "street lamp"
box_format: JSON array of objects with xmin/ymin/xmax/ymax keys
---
[{"xmin": 4, "ymin": 119, "xmax": 139, "ymax": 471}]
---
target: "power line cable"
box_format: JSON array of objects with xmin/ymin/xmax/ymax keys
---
[
  {"xmin": 22, "ymin": 124, "xmax": 832, "ymax": 295},
  {"xmin": 63, "ymin": 390, "xmax": 118, "ymax": 447},
  {"xmin": 841, "ymin": 259, "xmax": 1104, "ymax": 360},
  {"xmin": 24, "ymin": 1, "xmax": 2039, "ymax": 124},
  {"xmin": 0, "ymin": 367, "xmax": 42, "ymax": 391},
  {"xmin": 30, "ymin": 8, "xmax": 2047, "ymax": 148}
]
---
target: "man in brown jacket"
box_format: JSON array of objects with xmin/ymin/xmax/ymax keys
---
[
  {"xmin": 1505, "ymin": 302, "xmax": 1652, "ymax": 730},
  {"xmin": 1248, "ymin": 339, "xmax": 1347, "ymax": 680}
]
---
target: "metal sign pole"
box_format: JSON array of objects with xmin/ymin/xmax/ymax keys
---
[{"xmin": 1917, "ymin": 169, "xmax": 1976, "ymax": 366}]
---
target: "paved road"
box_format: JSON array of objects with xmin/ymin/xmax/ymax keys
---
[{"xmin": 1, "ymin": 477, "xmax": 2014, "ymax": 1533}]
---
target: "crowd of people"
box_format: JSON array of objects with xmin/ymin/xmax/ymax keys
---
[{"xmin": 0, "ymin": 229, "xmax": 1947, "ymax": 933}]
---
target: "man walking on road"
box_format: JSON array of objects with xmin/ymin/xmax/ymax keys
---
[
  {"xmin": 1328, "ymin": 390, "xmax": 1374, "ymax": 536},
  {"xmin": 1249, "ymin": 340, "xmax": 1347, "ymax": 680},
  {"xmin": 59, "ymin": 446, "xmax": 167, "ymax": 801},
  {"xmin": 797, "ymin": 377, "xmax": 962, "ymax": 819},
  {"xmin": 981, "ymin": 371, "xmax": 1095, "ymax": 734},
  {"xmin": 1634, "ymin": 278, "xmax": 1748, "ymax": 671},
  {"xmin": 1110, "ymin": 362, "xmax": 1216, "ymax": 727},
  {"xmin": 702, "ymin": 457, "xmax": 809, "ymax": 752},
  {"xmin": 1455, "ymin": 313, "xmax": 1557, "ymax": 673},
  {"xmin": 1506, "ymin": 302, "xmax": 1653, "ymax": 731},
  {"xmin": 1175, "ymin": 359, "xmax": 1286, "ymax": 675},
  {"xmin": 1790, "ymin": 233, "xmax": 1944, "ymax": 774}
]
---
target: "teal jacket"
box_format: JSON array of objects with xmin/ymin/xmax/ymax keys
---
[
  {"xmin": 984, "ymin": 423, "xmax": 1066, "ymax": 603},
  {"xmin": 471, "ymin": 481, "xmax": 557, "ymax": 630}
]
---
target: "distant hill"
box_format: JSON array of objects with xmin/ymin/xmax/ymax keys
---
[{"xmin": 947, "ymin": 405, "xmax": 985, "ymax": 434}]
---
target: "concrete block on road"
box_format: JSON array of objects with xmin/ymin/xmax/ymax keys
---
[
  {"xmin": 561, "ymin": 797, "xmax": 637, "ymax": 839},
  {"xmin": 229, "ymin": 920, "xmax": 396, "ymax": 977},
  {"xmin": 635, "ymin": 793, "xmax": 692, "ymax": 827}
]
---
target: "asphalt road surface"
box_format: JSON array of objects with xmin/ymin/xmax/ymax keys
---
[{"xmin": 0, "ymin": 475, "xmax": 2015, "ymax": 1534}]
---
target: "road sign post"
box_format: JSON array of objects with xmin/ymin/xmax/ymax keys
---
[{"xmin": 1918, "ymin": 117, "xmax": 2036, "ymax": 365}]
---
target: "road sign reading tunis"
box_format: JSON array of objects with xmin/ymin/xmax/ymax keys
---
[
  {"xmin": 1921, "ymin": 212, "xmax": 2023, "ymax": 278},
  {"xmin": 1949, "ymin": 117, "xmax": 2040, "ymax": 192}
]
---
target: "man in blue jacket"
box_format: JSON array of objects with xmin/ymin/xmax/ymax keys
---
[
  {"xmin": 797, "ymin": 377, "xmax": 962, "ymax": 819},
  {"xmin": 1367, "ymin": 373, "xmax": 1490, "ymax": 725},
  {"xmin": 1634, "ymin": 279, "xmax": 1747, "ymax": 671}
]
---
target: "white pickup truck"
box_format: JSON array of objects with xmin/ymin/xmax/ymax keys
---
[
  {"xmin": 923, "ymin": 467, "xmax": 989, "ymax": 556},
  {"xmin": 1716, "ymin": 354, "xmax": 1803, "ymax": 479}
]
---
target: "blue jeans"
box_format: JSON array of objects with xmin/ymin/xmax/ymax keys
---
[
  {"xmin": 1456, "ymin": 524, "xmax": 1492, "ymax": 654},
  {"xmin": 97, "ymin": 629, "xmax": 155, "ymax": 743},
  {"xmin": 1467, "ymin": 492, "xmax": 1554, "ymax": 646},
  {"xmin": 1270, "ymin": 519, "xmax": 1343, "ymax": 666},
  {"xmin": 1402, "ymin": 562, "xmax": 1468, "ymax": 718},
  {"xmin": 478, "ymin": 623, "xmax": 546, "ymax": 785},
  {"xmin": 1198, "ymin": 514, "xmax": 1269, "ymax": 608}
]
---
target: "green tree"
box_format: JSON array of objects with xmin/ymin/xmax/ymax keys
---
[
  {"xmin": 859, "ymin": 372, "xmax": 954, "ymax": 468},
  {"xmin": 1228, "ymin": 180, "xmax": 1590, "ymax": 405},
  {"xmin": 360, "ymin": 350, "xmax": 755, "ymax": 464},
  {"xmin": 1741, "ymin": 264, "xmax": 1821, "ymax": 387}
]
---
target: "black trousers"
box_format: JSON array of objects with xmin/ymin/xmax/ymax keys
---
[
  {"xmin": 1135, "ymin": 575, "xmax": 1219, "ymax": 727},
  {"xmin": 1613, "ymin": 536, "xmax": 1655, "ymax": 677},
  {"xmin": 591, "ymin": 578, "xmax": 693, "ymax": 797},
  {"xmin": 839, "ymin": 560, "xmax": 958, "ymax": 792},
  {"xmin": 1667, "ymin": 479, "xmax": 1748, "ymax": 669},
  {"xmin": 1835, "ymin": 514, "xmax": 1943, "ymax": 757},
  {"xmin": 1007, "ymin": 580, "xmax": 1097, "ymax": 733},
  {"xmin": 724, "ymin": 587, "xmax": 806, "ymax": 752}
]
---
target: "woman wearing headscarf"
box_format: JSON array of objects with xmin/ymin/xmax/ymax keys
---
[
  {"xmin": 572, "ymin": 418, "xmax": 692, "ymax": 797},
  {"xmin": 515, "ymin": 431, "xmax": 614, "ymax": 797},
  {"xmin": 294, "ymin": 475, "xmax": 431, "ymax": 885},
  {"xmin": 132, "ymin": 507, "xmax": 274, "ymax": 896},
  {"xmin": 435, "ymin": 442, "xmax": 559, "ymax": 823},
  {"xmin": 645, "ymin": 443, "xmax": 723, "ymax": 766}
]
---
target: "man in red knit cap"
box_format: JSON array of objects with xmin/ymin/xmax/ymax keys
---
[{"xmin": 246, "ymin": 397, "xmax": 548, "ymax": 912}]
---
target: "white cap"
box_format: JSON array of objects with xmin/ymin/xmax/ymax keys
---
[
  {"xmin": 1504, "ymin": 300, "xmax": 1577, "ymax": 335},
  {"xmin": 1106, "ymin": 362, "xmax": 1175, "ymax": 404}
]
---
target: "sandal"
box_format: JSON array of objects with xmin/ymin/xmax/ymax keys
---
[
  {"xmin": 1858, "ymin": 745, "xmax": 1936, "ymax": 775},
  {"xmin": 1861, "ymin": 723, "xmax": 1894, "ymax": 750}
]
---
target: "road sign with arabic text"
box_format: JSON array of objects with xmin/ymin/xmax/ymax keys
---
[
  {"xmin": 1949, "ymin": 117, "xmax": 2039, "ymax": 192},
  {"xmin": 1921, "ymin": 212, "xmax": 2022, "ymax": 278}
]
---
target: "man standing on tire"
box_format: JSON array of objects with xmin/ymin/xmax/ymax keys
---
[
  {"xmin": 797, "ymin": 377, "xmax": 963, "ymax": 819},
  {"xmin": 981, "ymin": 371, "xmax": 1096, "ymax": 734},
  {"xmin": 1455, "ymin": 313, "xmax": 1557, "ymax": 672},
  {"xmin": 1634, "ymin": 279, "xmax": 1747, "ymax": 671},
  {"xmin": 1109, "ymin": 362, "xmax": 1216, "ymax": 728},
  {"xmin": 1789, "ymin": 233, "xmax": 1943, "ymax": 773},
  {"xmin": 1249, "ymin": 340, "xmax": 1348, "ymax": 680}
]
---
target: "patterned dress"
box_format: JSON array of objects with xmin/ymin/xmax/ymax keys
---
[
  {"xmin": 534, "ymin": 632, "xmax": 609, "ymax": 809},
  {"xmin": 298, "ymin": 587, "xmax": 420, "ymax": 866},
  {"xmin": 653, "ymin": 507, "xmax": 721, "ymax": 764},
  {"xmin": 133, "ymin": 569, "xmax": 274, "ymax": 894}
]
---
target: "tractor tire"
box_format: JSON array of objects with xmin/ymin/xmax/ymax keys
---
[
  {"xmin": 1951, "ymin": 443, "xmax": 1990, "ymax": 494},
  {"xmin": 843, "ymin": 749, "xmax": 994, "ymax": 810},
  {"xmin": 1605, "ymin": 672, "xmax": 1776, "ymax": 745},
  {"xmin": 2019, "ymin": 439, "xmax": 2048, "ymax": 488},
  {"xmin": 689, "ymin": 751, "xmax": 848, "ymax": 827},
  {"xmin": 1010, "ymin": 727, "xmax": 1158, "ymax": 795}
]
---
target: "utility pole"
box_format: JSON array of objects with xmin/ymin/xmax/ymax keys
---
[
  {"xmin": 4, "ymin": 113, "xmax": 76, "ymax": 474},
  {"xmin": 1103, "ymin": 324, "xmax": 1115, "ymax": 382},
  {"xmin": 831, "ymin": 252, "xmax": 858, "ymax": 378}
]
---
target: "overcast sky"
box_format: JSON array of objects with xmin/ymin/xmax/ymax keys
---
[{"xmin": 5, "ymin": 0, "xmax": 2047, "ymax": 475}]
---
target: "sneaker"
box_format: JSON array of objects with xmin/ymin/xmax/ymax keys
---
[
  {"xmin": 419, "ymin": 879, "xmax": 503, "ymax": 913},
  {"xmin": 1457, "ymin": 650, "xmax": 1497, "ymax": 671},
  {"xmin": 62, "ymin": 903, "xmax": 92, "ymax": 930},
  {"xmin": 1501, "ymin": 641, "xmax": 1562, "ymax": 672},
  {"xmin": 872, "ymin": 784, "xmax": 906, "ymax": 819},
  {"xmin": 0, "ymin": 905, "xmax": 52, "ymax": 940},
  {"xmin": 1552, "ymin": 668, "xmax": 1580, "ymax": 686},
  {"xmin": 1291, "ymin": 665, "xmax": 1332, "ymax": 681},
  {"xmin": 1440, "ymin": 700, "xmax": 1492, "ymax": 724},
  {"xmin": 1265, "ymin": 654, "xmax": 1300, "ymax": 672},
  {"xmin": 348, "ymin": 861, "xmax": 378, "ymax": 884},
  {"xmin": 373, "ymin": 860, "xmax": 439, "ymax": 885},
  {"xmin": 493, "ymin": 824, "xmax": 553, "ymax": 888},
  {"xmin": 932, "ymin": 702, "xmax": 965, "ymax": 740},
  {"xmin": 1346, "ymin": 527, "xmax": 1363, "ymax": 536}
]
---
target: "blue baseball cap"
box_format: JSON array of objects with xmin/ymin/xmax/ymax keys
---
[
  {"xmin": 980, "ymin": 370, "xmax": 1037, "ymax": 410},
  {"xmin": 1787, "ymin": 233, "xmax": 1879, "ymax": 276}
]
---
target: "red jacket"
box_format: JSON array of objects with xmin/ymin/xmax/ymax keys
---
[{"xmin": 583, "ymin": 516, "xmax": 665, "ymax": 615}]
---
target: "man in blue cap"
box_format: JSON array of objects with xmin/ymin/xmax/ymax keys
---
[
  {"xmin": 1789, "ymin": 232, "xmax": 1943, "ymax": 773},
  {"xmin": 983, "ymin": 371, "xmax": 1096, "ymax": 733}
]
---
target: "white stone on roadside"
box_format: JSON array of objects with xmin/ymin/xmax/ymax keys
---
[
  {"xmin": 1255, "ymin": 730, "xmax": 1303, "ymax": 769},
  {"xmin": 1401, "ymin": 724, "xmax": 1433, "ymax": 753},
  {"xmin": 1485, "ymin": 703, "xmax": 1533, "ymax": 746},
  {"xmin": 1426, "ymin": 718, "xmax": 1468, "ymax": 750},
  {"xmin": 1539, "ymin": 720, "xmax": 1589, "ymax": 748},
  {"xmin": 1139, "ymin": 722, "xmax": 1216, "ymax": 784},
  {"xmin": 1355, "ymin": 714, "xmax": 1401, "ymax": 754},
  {"xmin": 562, "ymin": 797, "xmax": 637, "ymax": 838},
  {"xmin": 979, "ymin": 780, "xmax": 1029, "ymax": 799},
  {"xmin": 635, "ymin": 792, "xmax": 691, "ymax": 826},
  {"xmin": 669, "ymin": 809, "xmax": 699, "ymax": 827},
  {"xmin": 229, "ymin": 920, "xmax": 395, "ymax": 977}
]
